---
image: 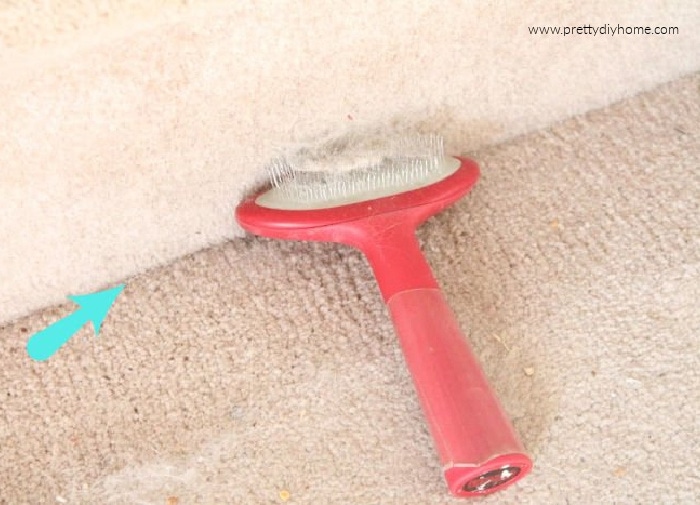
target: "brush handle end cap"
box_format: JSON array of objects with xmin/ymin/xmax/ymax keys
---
[{"xmin": 445, "ymin": 453, "xmax": 532, "ymax": 497}]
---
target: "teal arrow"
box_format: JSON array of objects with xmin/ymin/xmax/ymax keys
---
[{"xmin": 26, "ymin": 284, "xmax": 125, "ymax": 361}]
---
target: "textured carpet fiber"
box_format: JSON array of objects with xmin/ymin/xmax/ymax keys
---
[
  {"xmin": 1, "ymin": 74, "xmax": 698, "ymax": 504},
  {"xmin": 3, "ymin": 0, "xmax": 700, "ymax": 323}
]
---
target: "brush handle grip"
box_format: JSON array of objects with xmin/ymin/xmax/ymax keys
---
[
  {"xmin": 359, "ymin": 223, "xmax": 531, "ymax": 496},
  {"xmin": 387, "ymin": 288, "xmax": 531, "ymax": 496}
]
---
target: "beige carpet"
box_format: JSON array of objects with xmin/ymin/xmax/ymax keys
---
[
  {"xmin": 1, "ymin": 74, "xmax": 699, "ymax": 504},
  {"xmin": 3, "ymin": 0, "xmax": 700, "ymax": 323}
]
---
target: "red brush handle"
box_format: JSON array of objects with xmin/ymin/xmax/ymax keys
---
[{"xmin": 359, "ymin": 221, "xmax": 532, "ymax": 497}]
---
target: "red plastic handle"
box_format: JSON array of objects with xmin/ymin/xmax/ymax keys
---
[
  {"xmin": 388, "ymin": 289, "xmax": 531, "ymax": 496},
  {"xmin": 360, "ymin": 222, "xmax": 532, "ymax": 497}
]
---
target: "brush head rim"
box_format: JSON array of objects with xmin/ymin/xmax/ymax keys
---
[{"xmin": 235, "ymin": 156, "xmax": 480, "ymax": 240}]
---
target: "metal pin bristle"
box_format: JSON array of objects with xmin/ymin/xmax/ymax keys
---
[{"xmin": 265, "ymin": 133, "xmax": 446, "ymax": 204}]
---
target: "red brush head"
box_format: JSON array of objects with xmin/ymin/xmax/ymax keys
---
[{"xmin": 235, "ymin": 156, "xmax": 480, "ymax": 245}]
